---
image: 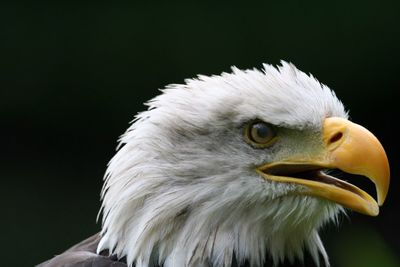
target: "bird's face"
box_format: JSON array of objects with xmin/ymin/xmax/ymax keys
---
[
  {"xmin": 157, "ymin": 74, "xmax": 389, "ymax": 219},
  {"xmin": 99, "ymin": 63, "xmax": 390, "ymax": 267}
]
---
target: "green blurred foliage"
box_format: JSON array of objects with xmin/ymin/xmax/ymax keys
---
[{"xmin": 332, "ymin": 225, "xmax": 399, "ymax": 267}]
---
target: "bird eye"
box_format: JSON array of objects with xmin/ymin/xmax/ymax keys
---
[{"xmin": 245, "ymin": 121, "xmax": 276, "ymax": 147}]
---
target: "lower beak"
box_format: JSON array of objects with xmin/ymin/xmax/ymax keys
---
[{"xmin": 257, "ymin": 117, "xmax": 390, "ymax": 216}]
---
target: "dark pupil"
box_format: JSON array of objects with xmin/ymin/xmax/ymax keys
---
[{"xmin": 254, "ymin": 123, "xmax": 270, "ymax": 138}]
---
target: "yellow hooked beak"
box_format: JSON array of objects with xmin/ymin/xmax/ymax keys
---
[{"xmin": 256, "ymin": 117, "xmax": 390, "ymax": 216}]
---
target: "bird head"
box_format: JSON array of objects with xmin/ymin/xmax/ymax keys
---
[{"xmin": 98, "ymin": 62, "xmax": 390, "ymax": 267}]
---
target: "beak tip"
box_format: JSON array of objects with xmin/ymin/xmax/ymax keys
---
[
  {"xmin": 377, "ymin": 195, "xmax": 386, "ymax": 207},
  {"xmin": 377, "ymin": 176, "xmax": 390, "ymax": 206},
  {"xmin": 368, "ymin": 203, "xmax": 380, "ymax": 216},
  {"xmin": 371, "ymin": 210, "xmax": 379, "ymax": 217}
]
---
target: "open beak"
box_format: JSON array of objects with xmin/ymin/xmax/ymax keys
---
[{"xmin": 256, "ymin": 117, "xmax": 390, "ymax": 216}]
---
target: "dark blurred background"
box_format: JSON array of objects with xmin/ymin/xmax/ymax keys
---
[{"xmin": 1, "ymin": 1, "xmax": 399, "ymax": 267}]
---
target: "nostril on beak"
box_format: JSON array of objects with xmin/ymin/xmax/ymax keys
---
[
  {"xmin": 329, "ymin": 132, "xmax": 343, "ymax": 144},
  {"xmin": 323, "ymin": 117, "xmax": 349, "ymax": 149}
]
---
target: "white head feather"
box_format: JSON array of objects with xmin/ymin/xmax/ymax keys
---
[{"xmin": 97, "ymin": 61, "xmax": 348, "ymax": 267}]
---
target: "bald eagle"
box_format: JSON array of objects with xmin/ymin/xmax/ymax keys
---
[{"xmin": 38, "ymin": 62, "xmax": 390, "ymax": 267}]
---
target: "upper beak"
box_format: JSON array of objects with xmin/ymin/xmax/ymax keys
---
[{"xmin": 257, "ymin": 117, "xmax": 390, "ymax": 216}]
